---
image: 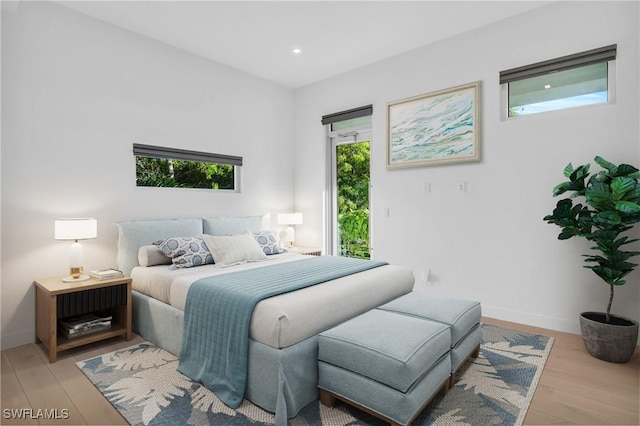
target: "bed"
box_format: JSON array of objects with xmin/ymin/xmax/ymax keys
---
[{"xmin": 115, "ymin": 216, "xmax": 415, "ymax": 425}]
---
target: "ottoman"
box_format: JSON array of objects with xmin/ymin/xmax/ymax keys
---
[
  {"xmin": 318, "ymin": 309, "xmax": 451, "ymax": 426},
  {"xmin": 377, "ymin": 292, "xmax": 482, "ymax": 385}
]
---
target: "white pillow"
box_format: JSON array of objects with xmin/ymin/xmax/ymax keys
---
[
  {"xmin": 202, "ymin": 232, "xmax": 267, "ymax": 267},
  {"xmin": 138, "ymin": 245, "xmax": 172, "ymax": 267}
]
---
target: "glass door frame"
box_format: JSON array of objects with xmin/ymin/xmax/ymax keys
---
[{"xmin": 325, "ymin": 125, "xmax": 372, "ymax": 256}]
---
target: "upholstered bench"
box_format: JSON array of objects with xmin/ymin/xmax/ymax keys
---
[
  {"xmin": 377, "ymin": 292, "xmax": 482, "ymax": 386},
  {"xmin": 318, "ymin": 308, "xmax": 452, "ymax": 426},
  {"xmin": 318, "ymin": 292, "xmax": 482, "ymax": 425}
]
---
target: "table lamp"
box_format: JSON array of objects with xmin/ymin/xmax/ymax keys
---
[
  {"xmin": 277, "ymin": 212, "xmax": 303, "ymax": 248},
  {"xmin": 54, "ymin": 218, "xmax": 97, "ymax": 282}
]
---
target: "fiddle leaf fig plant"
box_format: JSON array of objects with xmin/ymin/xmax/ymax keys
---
[{"xmin": 544, "ymin": 156, "xmax": 640, "ymax": 323}]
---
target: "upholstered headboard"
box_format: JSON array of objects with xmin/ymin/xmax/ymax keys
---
[{"xmin": 115, "ymin": 215, "xmax": 265, "ymax": 276}]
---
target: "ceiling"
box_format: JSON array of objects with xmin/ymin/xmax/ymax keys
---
[{"xmin": 55, "ymin": 1, "xmax": 552, "ymax": 89}]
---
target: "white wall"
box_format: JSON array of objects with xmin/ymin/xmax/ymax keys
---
[
  {"xmin": 1, "ymin": 1, "xmax": 295, "ymax": 349},
  {"xmin": 294, "ymin": 1, "xmax": 640, "ymax": 335},
  {"xmin": 2, "ymin": 1, "xmax": 638, "ymax": 350}
]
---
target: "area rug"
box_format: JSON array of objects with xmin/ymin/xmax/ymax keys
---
[{"xmin": 76, "ymin": 323, "xmax": 553, "ymax": 426}]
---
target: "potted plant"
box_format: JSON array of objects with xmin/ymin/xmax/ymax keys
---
[{"xmin": 544, "ymin": 156, "xmax": 640, "ymax": 363}]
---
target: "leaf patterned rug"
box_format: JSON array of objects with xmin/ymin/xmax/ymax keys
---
[{"xmin": 77, "ymin": 323, "xmax": 553, "ymax": 426}]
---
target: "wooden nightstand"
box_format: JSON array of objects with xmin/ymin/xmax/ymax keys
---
[
  {"xmin": 287, "ymin": 246, "xmax": 322, "ymax": 256},
  {"xmin": 34, "ymin": 275, "xmax": 132, "ymax": 363}
]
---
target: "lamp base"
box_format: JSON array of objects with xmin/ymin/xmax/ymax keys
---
[{"xmin": 62, "ymin": 275, "xmax": 90, "ymax": 283}]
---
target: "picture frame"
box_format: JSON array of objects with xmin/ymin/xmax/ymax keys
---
[{"xmin": 387, "ymin": 81, "xmax": 480, "ymax": 169}]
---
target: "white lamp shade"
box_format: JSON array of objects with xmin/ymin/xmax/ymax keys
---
[
  {"xmin": 54, "ymin": 218, "xmax": 97, "ymax": 240},
  {"xmin": 277, "ymin": 212, "xmax": 303, "ymax": 226}
]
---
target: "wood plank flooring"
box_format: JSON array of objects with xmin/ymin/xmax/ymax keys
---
[
  {"xmin": 1, "ymin": 318, "xmax": 638, "ymax": 425},
  {"xmin": 484, "ymin": 318, "xmax": 639, "ymax": 426}
]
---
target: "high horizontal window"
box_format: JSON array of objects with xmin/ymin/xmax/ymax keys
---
[
  {"xmin": 500, "ymin": 44, "xmax": 616, "ymax": 117},
  {"xmin": 133, "ymin": 143, "xmax": 242, "ymax": 191}
]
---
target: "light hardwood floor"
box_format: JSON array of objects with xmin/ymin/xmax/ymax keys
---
[{"xmin": 1, "ymin": 318, "xmax": 638, "ymax": 425}]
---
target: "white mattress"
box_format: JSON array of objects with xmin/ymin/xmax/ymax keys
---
[{"xmin": 131, "ymin": 254, "xmax": 415, "ymax": 349}]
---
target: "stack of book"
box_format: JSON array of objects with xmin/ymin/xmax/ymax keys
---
[
  {"xmin": 89, "ymin": 269, "xmax": 123, "ymax": 280},
  {"xmin": 59, "ymin": 313, "xmax": 112, "ymax": 339}
]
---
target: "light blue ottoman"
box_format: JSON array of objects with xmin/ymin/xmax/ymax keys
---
[
  {"xmin": 377, "ymin": 292, "xmax": 482, "ymax": 386},
  {"xmin": 318, "ymin": 309, "xmax": 451, "ymax": 426}
]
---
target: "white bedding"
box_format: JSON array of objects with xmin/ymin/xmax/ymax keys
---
[{"xmin": 131, "ymin": 253, "xmax": 415, "ymax": 349}]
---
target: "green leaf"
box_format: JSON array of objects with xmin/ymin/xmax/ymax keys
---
[
  {"xmin": 616, "ymin": 164, "xmax": 640, "ymax": 177},
  {"xmin": 611, "ymin": 177, "xmax": 636, "ymax": 200},
  {"xmin": 615, "ymin": 236, "xmax": 639, "ymax": 247},
  {"xmin": 548, "ymin": 199, "xmax": 573, "ymax": 217},
  {"xmin": 615, "ymin": 200, "xmax": 640, "ymax": 214},
  {"xmin": 590, "ymin": 228, "xmax": 622, "ymax": 243},
  {"xmin": 569, "ymin": 164, "xmax": 590, "ymax": 182},
  {"xmin": 558, "ymin": 228, "xmax": 580, "ymax": 240},
  {"xmin": 586, "ymin": 181, "xmax": 614, "ymax": 210},
  {"xmin": 624, "ymin": 184, "xmax": 640, "ymax": 202},
  {"xmin": 593, "ymin": 211, "xmax": 621, "ymax": 226},
  {"xmin": 562, "ymin": 163, "xmax": 574, "ymax": 178},
  {"xmin": 583, "ymin": 254, "xmax": 608, "ymax": 264},
  {"xmin": 586, "ymin": 265, "xmax": 616, "ymax": 284},
  {"xmin": 594, "ymin": 156, "xmax": 618, "ymax": 174},
  {"xmin": 552, "ymin": 182, "xmax": 574, "ymax": 197}
]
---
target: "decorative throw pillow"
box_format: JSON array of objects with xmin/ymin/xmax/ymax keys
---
[
  {"xmin": 153, "ymin": 237, "xmax": 214, "ymax": 269},
  {"xmin": 201, "ymin": 231, "xmax": 267, "ymax": 267},
  {"xmin": 253, "ymin": 230, "xmax": 285, "ymax": 255},
  {"xmin": 138, "ymin": 245, "xmax": 172, "ymax": 267}
]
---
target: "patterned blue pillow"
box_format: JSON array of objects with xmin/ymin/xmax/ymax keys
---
[
  {"xmin": 154, "ymin": 237, "xmax": 214, "ymax": 269},
  {"xmin": 252, "ymin": 230, "xmax": 285, "ymax": 255}
]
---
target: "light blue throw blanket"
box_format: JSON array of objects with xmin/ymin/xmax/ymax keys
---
[{"xmin": 177, "ymin": 255, "xmax": 388, "ymax": 409}]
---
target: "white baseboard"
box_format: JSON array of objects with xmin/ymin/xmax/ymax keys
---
[
  {"xmin": 481, "ymin": 304, "xmax": 582, "ymax": 336},
  {"xmin": 1, "ymin": 329, "xmax": 35, "ymax": 351}
]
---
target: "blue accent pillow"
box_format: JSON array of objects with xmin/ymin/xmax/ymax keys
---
[
  {"xmin": 252, "ymin": 230, "xmax": 286, "ymax": 255},
  {"xmin": 154, "ymin": 237, "xmax": 214, "ymax": 269}
]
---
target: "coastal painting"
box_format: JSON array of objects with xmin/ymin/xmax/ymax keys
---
[{"xmin": 387, "ymin": 82, "xmax": 479, "ymax": 168}]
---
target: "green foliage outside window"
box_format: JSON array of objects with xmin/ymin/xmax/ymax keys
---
[
  {"xmin": 136, "ymin": 157, "xmax": 234, "ymax": 190},
  {"xmin": 336, "ymin": 142, "xmax": 370, "ymax": 259},
  {"xmin": 508, "ymin": 106, "xmax": 522, "ymax": 117}
]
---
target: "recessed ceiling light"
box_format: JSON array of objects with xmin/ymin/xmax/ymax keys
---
[
  {"xmin": 544, "ymin": 84, "xmax": 551, "ymax": 89},
  {"xmin": 292, "ymin": 48, "xmax": 302, "ymax": 55}
]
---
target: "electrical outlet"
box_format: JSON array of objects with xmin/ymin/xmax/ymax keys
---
[{"xmin": 418, "ymin": 268, "xmax": 431, "ymax": 285}]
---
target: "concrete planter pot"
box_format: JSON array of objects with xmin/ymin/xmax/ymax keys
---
[{"xmin": 579, "ymin": 312, "xmax": 639, "ymax": 363}]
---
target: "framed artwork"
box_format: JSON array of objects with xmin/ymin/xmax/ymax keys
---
[{"xmin": 387, "ymin": 82, "xmax": 480, "ymax": 169}]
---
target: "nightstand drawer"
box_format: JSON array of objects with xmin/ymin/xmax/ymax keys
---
[{"xmin": 57, "ymin": 283, "xmax": 128, "ymax": 318}]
